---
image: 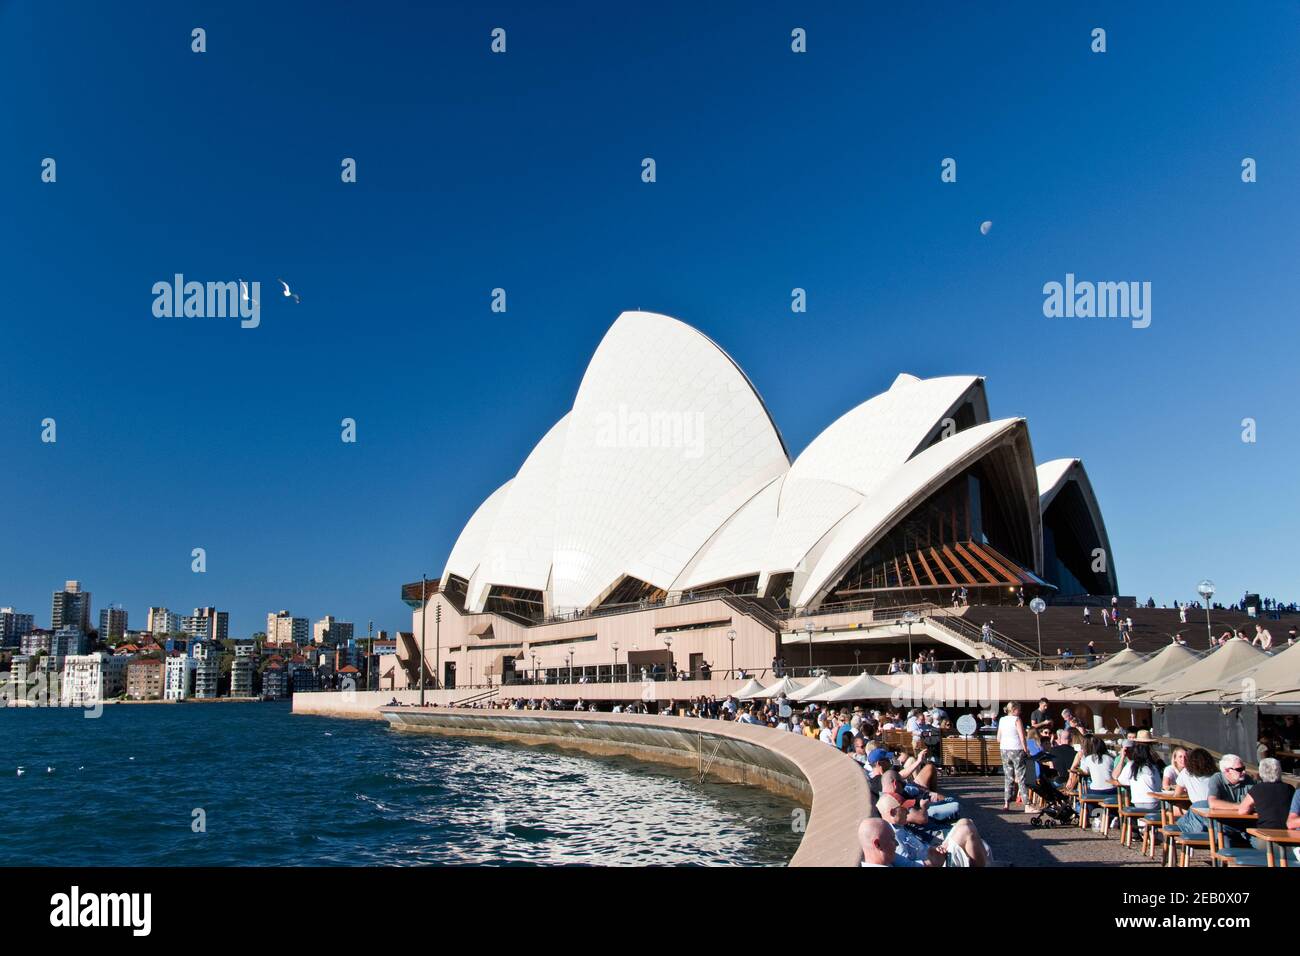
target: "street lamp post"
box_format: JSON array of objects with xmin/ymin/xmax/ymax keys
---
[
  {"xmin": 419, "ymin": 574, "xmax": 427, "ymax": 706},
  {"xmin": 531, "ymin": 652, "xmax": 538, "ymax": 683},
  {"xmin": 1029, "ymin": 597, "xmax": 1047, "ymax": 669},
  {"xmin": 434, "ymin": 604, "xmax": 442, "ymax": 690},
  {"xmin": 726, "ymin": 628, "xmax": 736, "ymax": 679},
  {"xmin": 566, "ymin": 649, "xmax": 574, "ymax": 684},
  {"xmin": 664, "ymin": 634, "xmax": 673, "ymax": 680},
  {"xmin": 804, "ymin": 620, "xmax": 814, "ymax": 673},
  {"xmin": 901, "ymin": 610, "xmax": 919, "ymax": 664},
  {"xmin": 612, "ymin": 642, "xmax": 619, "ymax": 683},
  {"xmin": 1198, "ymin": 580, "xmax": 1216, "ymax": 646}
]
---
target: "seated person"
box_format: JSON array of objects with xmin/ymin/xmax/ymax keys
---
[
  {"xmin": 1052, "ymin": 729, "xmax": 1083, "ymax": 786},
  {"xmin": 876, "ymin": 794, "xmax": 941, "ymax": 866},
  {"xmin": 858, "ymin": 817, "xmax": 897, "ymax": 867},
  {"xmin": 898, "ymin": 742, "xmax": 942, "ymax": 795},
  {"xmin": 1033, "ymin": 728, "xmax": 1081, "ymax": 792},
  {"xmin": 1117, "ymin": 743, "xmax": 1164, "ymax": 830},
  {"xmin": 1207, "ymin": 753, "xmax": 1255, "ymax": 846},
  {"xmin": 876, "ymin": 794, "xmax": 987, "ymax": 867},
  {"xmin": 939, "ymin": 818, "xmax": 989, "ymax": 867},
  {"xmin": 881, "ymin": 768, "xmax": 960, "ymax": 826},
  {"xmin": 1171, "ymin": 746, "xmax": 1217, "ymax": 832},
  {"xmin": 1239, "ymin": 758, "xmax": 1295, "ymax": 851},
  {"xmin": 1078, "ymin": 735, "xmax": 1117, "ymax": 799}
]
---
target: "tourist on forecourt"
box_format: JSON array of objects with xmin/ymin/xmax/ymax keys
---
[{"xmin": 997, "ymin": 701, "xmax": 1031, "ymax": 812}]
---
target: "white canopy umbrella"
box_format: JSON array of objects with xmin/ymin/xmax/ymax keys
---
[
  {"xmin": 1057, "ymin": 647, "xmax": 1148, "ymax": 690},
  {"xmin": 1179, "ymin": 639, "xmax": 1300, "ymax": 703},
  {"xmin": 817, "ymin": 671, "xmax": 899, "ymax": 704},
  {"xmin": 750, "ymin": 675, "xmax": 804, "ymax": 699},
  {"xmin": 1090, "ymin": 643, "xmax": 1200, "ymax": 690},
  {"xmin": 789, "ymin": 674, "xmax": 842, "ymax": 702},
  {"xmin": 732, "ymin": 677, "xmax": 768, "ymax": 700},
  {"xmin": 1124, "ymin": 640, "xmax": 1266, "ymax": 704}
]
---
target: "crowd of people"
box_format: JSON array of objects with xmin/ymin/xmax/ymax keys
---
[
  {"xmin": 991, "ymin": 697, "xmax": 1300, "ymax": 861},
  {"xmin": 395, "ymin": 680, "xmax": 1300, "ymax": 866}
]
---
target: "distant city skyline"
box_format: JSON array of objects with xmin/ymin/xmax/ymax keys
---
[
  {"xmin": 3, "ymin": 5, "xmax": 1298, "ymax": 637},
  {"xmin": 1, "ymin": 581, "xmax": 376, "ymax": 645}
]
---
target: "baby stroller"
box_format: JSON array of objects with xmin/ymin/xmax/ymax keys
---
[{"xmin": 1027, "ymin": 752, "xmax": 1077, "ymax": 828}]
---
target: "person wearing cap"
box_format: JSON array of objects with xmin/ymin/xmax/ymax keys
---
[
  {"xmin": 863, "ymin": 747, "xmax": 896, "ymax": 808},
  {"xmin": 876, "ymin": 793, "xmax": 937, "ymax": 866}
]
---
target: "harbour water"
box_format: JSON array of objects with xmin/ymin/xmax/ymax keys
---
[{"xmin": 0, "ymin": 702, "xmax": 801, "ymax": 866}]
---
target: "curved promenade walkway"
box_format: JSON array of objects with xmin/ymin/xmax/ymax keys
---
[{"xmin": 380, "ymin": 707, "xmax": 868, "ymax": 867}]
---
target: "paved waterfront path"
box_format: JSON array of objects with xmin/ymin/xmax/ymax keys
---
[{"xmin": 941, "ymin": 777, "xmax": 1161, "ymax": 867}]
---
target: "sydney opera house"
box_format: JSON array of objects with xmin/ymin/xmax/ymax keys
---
[{"xmin": 391, "ymin": 311, "xmax": 1117, "ymax": 696}]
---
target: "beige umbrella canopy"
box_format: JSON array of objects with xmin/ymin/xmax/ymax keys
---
[
  {"xmin": 1178, "ymin": 639, "xmax": 1300, "ymax": 704},
  {"xmin": 789, "ymin": 674, "xmax": 842, "ymax": 702},
  {"xmin": 750, "ymin": 675, "xmax": 804, "ymax": 699},
  {"xmin": 1123, "ymin": 640, "xmax": 1267, "ymax": 704},
  {"xmin": 1087, "ymin": 643, "xmax": 1201, "ymax": 690},
  {"xmin": 732, "ymin": 677, "xmax": 768, "ymax": 700},
  {"xmin": 818, "ymin": 671, "xmax": 900, "ymax": 704},
  {"xmin": 1259, "ymin": 687, "xmax": 1300, "ymax": 706},
  {"xmin": 1056, "ymin": 647, "xmax": 1148, "ymax": 690}
]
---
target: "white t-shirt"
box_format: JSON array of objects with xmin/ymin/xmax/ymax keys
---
[
  {"xmin": 1175, "ymin": 769, "xmax": 1213, "ymax": 803},
  {"xmin": 1080, "ymin": 753, "xmax": 1114, "ymax": 790},
  {"xmin": 819, "ymin": 727, "xmax": 835, "ymax": 746},
  {"xmin": 1118, "ymin": 761, "xmax": 1160, "ymax": 806},
  {"xmin": 996, "ymin": 715, "xmax": 1024, "ymax": 751}
]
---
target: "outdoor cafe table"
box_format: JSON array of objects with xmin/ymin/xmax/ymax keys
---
[
  {"xmin": 1193, "ymin": 807, "xmax": 1259, "ymax": 867},
  {"xmin": 1245, "ymin": 828, "xmax": 1300, "ymax": 867}
]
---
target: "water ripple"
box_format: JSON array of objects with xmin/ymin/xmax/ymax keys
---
[{"xmin": 0, "ymin": 703, "xmax": 800, "ymax": 866}]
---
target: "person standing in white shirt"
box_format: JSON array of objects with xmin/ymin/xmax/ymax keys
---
[{"xmin": 997, "ymin": 701, "xmax": 1031, "ymax": 812}]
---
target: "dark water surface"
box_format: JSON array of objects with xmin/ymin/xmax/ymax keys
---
[{"xmin": 0, "ymin": 702, "xmax": 801, "ymax": 866}]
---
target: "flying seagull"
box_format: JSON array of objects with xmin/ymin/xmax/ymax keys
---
[
  {"xmin": 277, "ymin": 277, "xmax": 302, "ymax": 304},
  {"xmin": 16, "ymin": 767, "xmax": 24, "ymax": 777},
  {"xmin": 46, "ymin": 767, "xmax": 54, "ymax": 774},
  {"xmin": 979, "ymin": 220, "xmax": 992, "ymax": 236},
  {"xmin": 239, "ymin": 279, "xmax": 259, "ymax": 307}
]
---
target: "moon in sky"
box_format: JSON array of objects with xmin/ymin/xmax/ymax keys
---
[{"xmin": 979, "ymin": 220, "xmax": 992, "ymax": 235}]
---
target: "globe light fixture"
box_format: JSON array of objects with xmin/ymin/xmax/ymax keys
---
[
  {"xmin": 1197, "ymin": 580, "xmax": 1216, "ymax": 645},
  {"xmin": 1029, "ymin": 597, "xmax": 1047, "ymax": 668}
]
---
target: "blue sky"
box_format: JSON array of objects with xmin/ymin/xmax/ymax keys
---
[{"xmin": 2, "ymin": 2, "xmax": 1297, "ymax": 637}]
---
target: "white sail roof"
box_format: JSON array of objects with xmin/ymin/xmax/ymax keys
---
[
  {"xmin": 466, "ymin": 414, "xmax": 570, "ymax": 609},
  {"xmin": 438, "ymin": 310, "xmax": 1109, "ymax": 616},
  {"xmin": 795, "ymin": 418, "xmax": 1038, "ymax": 608},
  {"xmin": 442, "ymin": 481, "xmax": 512, "ymax": 583}
]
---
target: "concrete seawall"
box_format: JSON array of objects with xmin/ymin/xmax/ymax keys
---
[{"xmin": 380, "ymin": 707, "xmax": 869, "ymax": 867}]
